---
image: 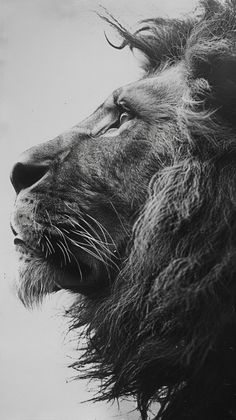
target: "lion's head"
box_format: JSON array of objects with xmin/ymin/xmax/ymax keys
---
[{"xmin": 10, "ymin": 1, "xmax": 236, "ymax": 419}]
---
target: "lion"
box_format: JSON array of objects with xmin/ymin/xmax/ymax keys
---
[{"xmin": 10, "ymin": 0, "xmax": 236, "ymax": 419}]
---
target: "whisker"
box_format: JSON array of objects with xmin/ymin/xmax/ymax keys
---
[
  {"xmin": 41, "ymin": 202, "xmax": 121, "ymax": 276},
  {"xmin": 66, "ymin": 237, "xmax": 109, "ymax": 265},
  {"xmin": 70, "ymin": 227, "xmax": 115, "ymax": 258},
  {"xmin": 41, "ymin": 241, "xmax": 45, "ymax": 253},
  {"xmin": 45, "ymin": 209, "xmax": 53, "ymax": 227},
  {"xmin": 85, "ymin": 212, "xmax": 117, "ymax": 247},
  {"xmin": 62, "ymin": 206, "xmax": 121, "ymax": 272},
  {"xmin": 44, "ymin": 235, "xmax": 55, "ymax": 254},
  {"xmin": 108, "ymin": 200, "xmax": 130, "ymax": 237},
  {"xmin": 70, "ymin": 253, "xmax": 83, "ymax": 281},
  {"xmin": 64, "ymin": 213, "xmax": 119, "ymax": 268},
  {"xmin": 61, "ymin": 213, "xmax": 109, "ymax": 255},
  {"xmin": 63, "ymin": 218, "xmax": 119, "ymax": 269},
  {"xmin": 58, "ymin": 240, "xmax": 72, "ymax": 264},
  {"xmin": 65, "ymin": 201, "xmax": 116, "ymax": 248},
  {"xmin": 57, "ymin": 242, "xmax": 68, "ymax": 266},
  {"xmin": 51, "ymin": 224, "xmax": 68, "ymax": 243},
  {"xmin": 72, "ymin": 230, "xmax": 120, "ymax": 271}
]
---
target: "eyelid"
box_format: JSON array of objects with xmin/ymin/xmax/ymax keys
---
[
  {"xmin": 118, "ymin": 100, "xmax": 128, "ymax": 109},
  {"xmin": 117, "ymin": 100, "xmax": 134, "ymax": 116}
]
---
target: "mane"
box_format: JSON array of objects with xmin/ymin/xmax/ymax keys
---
[{"xmin": 68, "ymin": 2, "xmax": 236, "ymax": 419}]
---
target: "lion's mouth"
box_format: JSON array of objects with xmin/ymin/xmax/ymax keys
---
[{"xmin": 12, "ymin": 224, "xmax": 116, "ymax": 296}]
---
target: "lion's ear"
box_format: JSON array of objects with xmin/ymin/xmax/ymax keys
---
[{"xmin": 187, "ymin": 45, "xmax": 236, "ymax": 124}]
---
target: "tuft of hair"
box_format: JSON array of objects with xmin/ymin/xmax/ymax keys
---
[
  {"xmin": 17, "ymin": 257, "xmax": 58, "ymax": 308},
  {"xmin": 68, "ymin": 2, "xmax": 236, "ymax": 420}
]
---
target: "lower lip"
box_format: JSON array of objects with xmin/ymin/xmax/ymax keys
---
[
  {"xmin": 14, "ymin": 237, "xmax": 41, "ymax": 257},
  {"xmin": 14, "ymin": 237, "xmax": 26, "ymax": 246}
]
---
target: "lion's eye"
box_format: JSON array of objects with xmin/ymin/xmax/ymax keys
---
[
  {"xmin": 107, "ymin": 107, "xmax": 133, "ymax": 131},
  {"xmin": 99, "ymin": 104, "xmax": 134, "ymax": 137},
  {"xmin": 119, "ymin": 111, "xmax": 131, "ymax": 126}
]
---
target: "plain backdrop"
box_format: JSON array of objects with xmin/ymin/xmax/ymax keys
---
[{"xmin": 1, "ymin": 1, "xmax": 197, "ymax": 419}]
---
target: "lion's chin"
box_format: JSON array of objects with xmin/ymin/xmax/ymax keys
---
[
  {"xmin": 16, "ymin": 254, "xmax": 59, "ymax": 307},
  {"xmin": 15, "ymin": 242, "xmax": 108, "ymax": 307}
]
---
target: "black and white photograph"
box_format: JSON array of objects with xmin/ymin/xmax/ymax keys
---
[{"xmin": 2, "ymin": 1, "xmax": 236, "ymax": 419}]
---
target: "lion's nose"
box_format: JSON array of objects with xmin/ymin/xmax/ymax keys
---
[{"xmin": 10, "ymin": 161, "xmax": 50, "ymax": 194}]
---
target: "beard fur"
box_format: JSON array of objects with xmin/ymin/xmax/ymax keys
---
[{"xmin": 16, "ymin": 256, "xmax": 58, "ymax": 308}]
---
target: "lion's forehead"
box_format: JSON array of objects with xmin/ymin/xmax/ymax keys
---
[{"xmin": 114, "ymin": 63, "xmax": 186, "ymax": 112}]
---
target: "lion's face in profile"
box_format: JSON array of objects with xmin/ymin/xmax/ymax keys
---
[
  {"xmin": 10, "ymin": 1, "xmax": 236, "ymax": 420},
  {"xmin": 11, "ymin": 71, "xmax": 176, "ymax": 299}
]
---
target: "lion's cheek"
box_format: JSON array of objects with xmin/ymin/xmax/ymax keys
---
[{"xmin": 53, "ymin": 257, "xmax": 108, "ymax": 295}]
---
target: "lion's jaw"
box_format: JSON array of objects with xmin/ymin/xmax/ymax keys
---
[{"xmin": 11, "ymin": 181, "xmax": 126, "ymax": 305}]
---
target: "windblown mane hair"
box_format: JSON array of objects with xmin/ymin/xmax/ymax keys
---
[{"xmin": 68, "ymin": 2, "xmax": 236, "ymax": 419}]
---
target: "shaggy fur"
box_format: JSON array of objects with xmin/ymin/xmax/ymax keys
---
[
  {"xmin": 69, "ymin": 2, "xmax": 236, "ymax": 419},
  {"xmin": 11, "ymin": 1, "xmax": 236, "ymax": 419}
]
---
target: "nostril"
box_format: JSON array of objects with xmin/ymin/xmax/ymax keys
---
[{"xmin": 10, "ymin": 162, "xmax": 50, "ymax": 194}]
